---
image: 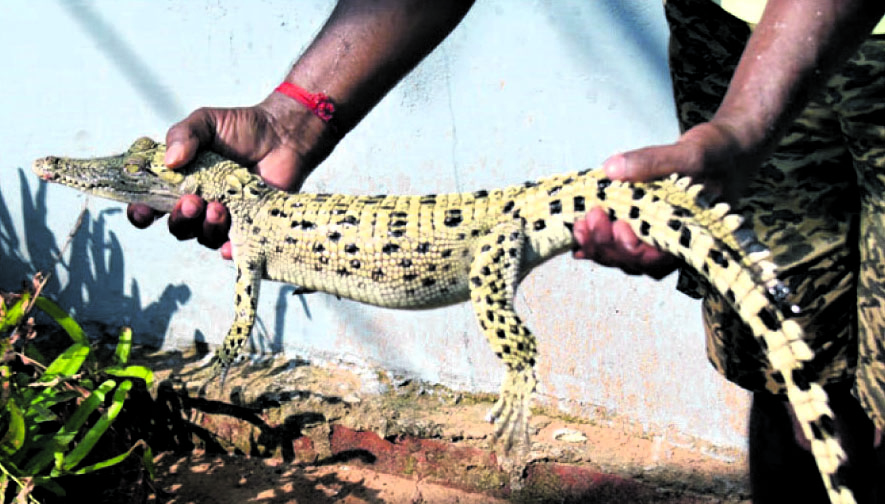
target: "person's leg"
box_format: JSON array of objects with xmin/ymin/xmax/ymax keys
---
[{"xmin": 750, "ymin": 385, "xmax": 878, "ymax": 503}]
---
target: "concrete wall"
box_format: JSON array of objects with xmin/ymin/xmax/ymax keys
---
[{"xmin": 0, "ymin": 1, "xmax": 749, "ymax": 450}]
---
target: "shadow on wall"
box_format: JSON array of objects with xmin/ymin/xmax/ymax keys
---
[
  {"xmin": 0, "ymin": 168, "xmax": 190, "ymax": 349},
  {"xmin": 56, "ymin": 0, "xmax": 183, "ymax": 122}
]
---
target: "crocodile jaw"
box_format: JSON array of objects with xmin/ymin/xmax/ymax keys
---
[{"xmin": 32, "ymin": 153, "xmax": 182, "ymax": 213}]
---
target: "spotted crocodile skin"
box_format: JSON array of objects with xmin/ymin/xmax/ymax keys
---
[{"xmin": 34, "ymin": 133, "xmax": 854, "ymax": 502}]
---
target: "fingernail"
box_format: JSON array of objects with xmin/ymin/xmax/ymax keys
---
[
  {"xmin": 132, "ymin": 205, "xmax": 152, "ymax": 221},
  {"xmin": 181, "ymin": 197, "xmax": 200, "ymax": 218},
  {"xmin": 165, "ymin": 143, "xmax": 183, "ymax": 167},
  {"xmin": 586, "ymin": 207, "xmax": 604, "ymax": 229},
  {"xmin": 127, "ymin": 204, "xmax": 157, "ymax": 228},
  {"xmin": 603, "ymin": 153, "xmax": 626, "ymax": 179},
  {"xmin": 206, "ymin": 202, "xmax": 226, "ymax": 223}
]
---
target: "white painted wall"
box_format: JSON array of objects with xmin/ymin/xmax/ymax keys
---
[{"xmin": 0, "ymin": 1, "xmax": 749, "ymax": 450}]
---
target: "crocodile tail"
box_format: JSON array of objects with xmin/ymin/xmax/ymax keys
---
[{"xmin": 596, "ymin": 173, "xmax": 853, "ymax": 504}]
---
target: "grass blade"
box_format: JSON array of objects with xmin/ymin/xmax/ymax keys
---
[
  {"xmin": 61, "ymin": 380, "xmax": 132, "ymax": 471},
  {"xmin": 0, "ymin": 398, "xmax": 25, "ymax": 456},
  {"xmin": 114, "ymin": 327, "xmax": 132, "ymax": 365},
  {"xmin": 0, "ymin": 294, "xmax": 29, "ymax": 333},
  {"xmin": 33, "ymin": 298, "xmax": 87, "ymax": 345},
  {"xmin": 39, "ymin": 344, "xmax": 89, "ymax": 383},
  {"xmin": 103, "ymin": 365, "xmax": 153, "ymax": 389},
  {"xmin": 23, "ymin": 380, "xmax": 116, "ymax": 475},
  {"xmin": 69, "ymin": 439, "xmax": 148, "ymax": 476}
]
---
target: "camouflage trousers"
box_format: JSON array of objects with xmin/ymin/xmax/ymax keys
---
[{"xmin": 665, "ymin": 0, "xmax": 885, "ymax": 429}]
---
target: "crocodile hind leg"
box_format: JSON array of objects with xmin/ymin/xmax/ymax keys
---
[
  {"xmin": 203, "ymin": 258, "xmax": 263, "ymax": 392},
  {"xmin": 468, "ymin": 222, "xmax": 538, "ymax": 450}
]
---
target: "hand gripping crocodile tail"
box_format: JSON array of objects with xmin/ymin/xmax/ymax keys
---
[{"xmin": 33, "ymin": 137, "xmax": 855, "ymax": 504}]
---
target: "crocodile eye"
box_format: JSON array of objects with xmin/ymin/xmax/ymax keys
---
[
  {"xmin": 123, "ymin": 155, "xmax": 148, "ymax": 175},
  {"xmin": 124, "ymin": 163, "xmax": 145, "ymax": 175},
  {"xmin": 130, "ymin": 136, "xmax": 157, "ymax": 153}
]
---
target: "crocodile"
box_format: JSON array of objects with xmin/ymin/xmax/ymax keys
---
[{"xmin": 33, "ymin": 137, "xmax": 854, "ymax": 504}]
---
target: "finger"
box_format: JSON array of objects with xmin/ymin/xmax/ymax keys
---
[
  {"xmin": 584, "ymin": 207, "xmax": 629, "ymax": 269},
  {"xmin": 575, "ymin": 208, "xmax": 674, "ymax": 277},
  {"xmin": 611, "ymin": 220, "xmax": 641, "ymax": 253},
  {"xmin": 168, "ymin": 194, "xmax": 207, "ymax": 241},
  {"xmin": 197, "ymin": 201, "xmax": 232, "ymax": 249},
  {"xmin": 612, "ymin": 220, "xmax": 679, "ymax": 278},
  {"xmin": 574, "ymin": 207, "xmax": 613, "ymax": 263},
  {"xmin": 256, "ymin": 147, "xmax": 308, "ymax": 192},
  {"xmin": 165, "ymin": 108, "xmax": 218, "ymax": 169},
  {"xmin": 639, "ymin": 250, "xmax": 679, "ymax": 280},
  {"xmin": 571, "ymin": 214, "xmax": 591, "ymax": 260},
  {"xmin": 220, "ymin": 241, "xmax": 233, "ymax": 261},
  {"xmin": 632, "ymin": 245, "xmax": 679, "ymax": 279},
  {"xmin": 126, "ymin": 203, "xmax": 162, "ymax": 229},
  {"xmin": 586, "ymin": 207, "xmax": 613, "ymax": 248}
]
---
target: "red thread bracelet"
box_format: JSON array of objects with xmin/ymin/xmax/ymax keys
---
[{"xmin": 274, "ymin": 82, "xmax": 336, "ymax": 122}]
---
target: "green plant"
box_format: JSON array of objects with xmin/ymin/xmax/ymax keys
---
[{"xmin": 0, "ymin": 278, "xmax": 155, "ymax": 503}]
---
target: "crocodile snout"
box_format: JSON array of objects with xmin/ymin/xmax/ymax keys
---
[{"xmin": 32, "ymin": 156, "xmax": 60, "ymax": 180}]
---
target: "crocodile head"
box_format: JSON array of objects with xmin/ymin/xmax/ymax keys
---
[
  {"xmin": 32, "ymin": 137, "xmax": 187, "ymax": 212},
  {"xmin": 32, "ymin": 136, "xmax": 254, "ymax": 213}
]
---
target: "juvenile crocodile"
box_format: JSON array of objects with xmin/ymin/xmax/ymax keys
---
[{"xmin": 33, "ymin": 137, "xmax": 854, "ymax": 504}]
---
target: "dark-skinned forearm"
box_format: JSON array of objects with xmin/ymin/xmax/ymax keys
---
[
  {"xmin": 263, "ymin": 0, "xmax": 475, "ymax": 169},
  {"xmin": 713, "ymin": 0, "xmax": 885, "ymax": 168}
]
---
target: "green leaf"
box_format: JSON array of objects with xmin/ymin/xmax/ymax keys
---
[
  {"xmin": 22, "ymin": 345, "xmax": 46, "ymax": 367},
  {"xmin": 114, "ymin": 327, "xmax": 133, "ymax": 365},
  {"xmin": 61, "ymin": 380, "xmax": 132, "ymax": 471},
  {"xmin": 0, "ymin": 293, "xmax": 29, "ymax": 333},
  {"xmin": 104, "ymin": 365, "xmax": 153, "ymax": 389},
  {"xmin": 142, "ymin": 444, "xmax": 155, "ymax": 480},
  {"xmin": 0, "ymin": 398, "xmax": 25, "ymax": 456},
  {"xmin": 28, "ymin": 390, "xmax": 80, "ymax": 421},
  {"xmin": 27, "ymin": 388, "xmax": 78, "ymax": 422},
  {"xmin": 69, "ymin": 439, "xmax": 148, "ymax": 476},
  {"xmin": 40, "ymin": 344, "xmax": 90, "ymax": 383},
  {"xmin": 31, "ymin": 476, "xmax": 65, "ymax": 496},
  {"xmin": 23, "ymin": 380, "xmax": 116, "ymax": 475},
  {"xmin": 33, "ymin": 297, "xmax": 87, "ymax": 345},
  {"xmin": 56, "ymin": 379, "xmax": 116, "ymax": 441}
]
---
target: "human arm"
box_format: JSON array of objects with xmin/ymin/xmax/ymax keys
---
[
  {"xmin": 573, "ymin": 0, "xmax": 885, "ymax": 278},
  {"xmin": 129, "ymin": 0, "xmax": 475, "ymax": 257}
]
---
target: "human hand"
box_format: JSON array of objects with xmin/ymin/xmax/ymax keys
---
[
  {"xmin": 572, "ymin": 121, "xmax": 757, "ymax": 279},
  {"xmin": 127, "ymin": 93, "xmax": 335, "ymax": 259}
]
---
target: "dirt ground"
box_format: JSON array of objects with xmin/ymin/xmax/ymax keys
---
[
  {"xmin": 148, "ymin": 445, "xmax": 741, "ymax": 504},
  {"xmin": 151, "ymin": 451, "xmax": 507, "ymax": 504},
  {"xmin": 128, "ymin": 348, "xmax": 750, "ymax": 504}
]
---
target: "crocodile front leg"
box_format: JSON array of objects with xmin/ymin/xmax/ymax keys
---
[
  {"xmin": 205, "ymin": 256, "xmax": 264, "ymax": 389},
  {"xmin": 468, "ymin": 222, "xmax": 538, "ymax": 450}
]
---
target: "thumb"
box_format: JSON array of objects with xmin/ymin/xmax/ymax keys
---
[
  {"xmin": 603, "ymin": 144, "xmax": 693, "ymax": 183},
  {"xmin": 164, "ymin": 108, "xmax": 218, "ymax": 169}
]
